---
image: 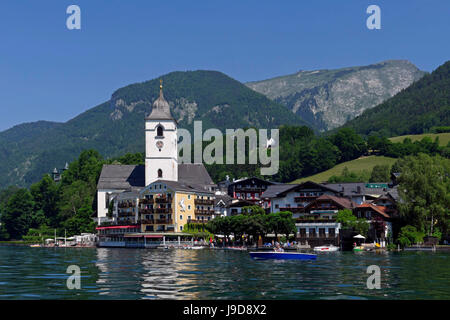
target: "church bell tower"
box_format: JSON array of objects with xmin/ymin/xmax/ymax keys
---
[{"xmin": 145, "ymin": 80, "xmax": 178, "ymax": 185}]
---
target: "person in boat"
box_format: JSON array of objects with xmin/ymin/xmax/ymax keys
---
[{"xmin": 274, "ymin": 243, "xmax": 284, "ymax": 252}]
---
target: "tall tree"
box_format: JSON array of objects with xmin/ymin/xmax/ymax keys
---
[
  {"xmin": 1, "ymin": 189, "xmax": 35, "ymax": 239},
  {"xmin": 30, "ymin": 174, "xmax": 60, "ymax": 227},
  {"xmin": 328, "ymin": 128, "xmax": 367, "ymax": 162},
  {"xmin": 397, "ymin": 154, "xmax": 450, "ymax": 237},
  {"xmin": 370, "ymin": 164, "xmax": 391, "ymax": 182}
]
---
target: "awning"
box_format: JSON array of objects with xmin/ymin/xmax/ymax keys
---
[
  {"xmin": 144, "ymin": 235, "xmax": 164, "ymax": 238},
  {"xmin": 354, "ymin": 234, "xmax": 366, "ymax": 239}
]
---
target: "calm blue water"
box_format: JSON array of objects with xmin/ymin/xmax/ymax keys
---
[{"xmin": 0, "ymin": 246, "xmax": 449, "ymax": 299}]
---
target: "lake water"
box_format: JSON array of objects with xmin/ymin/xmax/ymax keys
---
[{"xmin": 0, "ymin": 246, "xmax": 449, "ymax": 300}]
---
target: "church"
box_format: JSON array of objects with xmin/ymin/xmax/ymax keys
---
[{"xmin": 96, "ymin": 81, "xmax": 217, "ymax": 245}]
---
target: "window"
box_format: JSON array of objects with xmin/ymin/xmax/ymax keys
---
[
  {"xmin": 319, "ymin": 228, "xmax": 326, "ymax": 238},
  {"xmin": 275, "ymin": 204, "xmax": 279, "ymax": 209},
  {"xmin": 328, "ymin": 228, "xmax": 335, "ymax": 237},
  {"xmin": 366, "ymin": 212, "xmax": 372, "ymax": 219},
  {"xmin": 158, "ymin": 169, "xmax": 163, "ymax": 178},
  {"xmin": 309, "ymin": 228, "xmax": 316, "ymax": 237},
  {"xmin": 180, "ymin": 226, "xmax": 183, "ymax": 231},
  {"xmin": 188, "ymin": 195, "xmax": 191, "ymax": 200},
  {"xmin": 157, "ymin": 125, "xmax": 163, "ymax": 137},
  {"xmin": 105, "ymin": 193, "xmax": 110, "ymax": 209},
  {"xmin": 188, "ymin": 216, "xmax": 191, "ymax": 220},
  {"xmin": 188, "ymin": 205, "xmax": 191, "ymax": 210},
  {"xmin": 180, "ymin": 215, "xmax": 183, "ymax": 220}
]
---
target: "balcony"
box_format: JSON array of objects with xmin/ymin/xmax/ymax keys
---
[
  {"xmin": 194, "ymin": 199, "xmax": 214, "ymax": 205},
  {"xmin": 234, "ymin": 186, "xmax": 265, "ymax": 192},
  {"xmin": 194, "ymin": 209, "xmax": 214, "ymax": 215},
  {"xmin": 280, "ymin": 207, "xmax": 304, "ymax": 213},
  {"xmin": 139, "ymin": 219, "xmax": 155, "ymax": 224},
  {"xmin": 140, "ymin": 198, "xmax": 154, "ymax": 205},
  {"xmin": 118, "ymin": 202, "xmax": 135, "ymax": 208},
  {"xmin": 295, "ymin": 216, "xmax": 336, "ymax": 223},
  {"xmin": 139, "ymin": 208, "xmax": 154, "ymax": 215},
  {"xmin": 116, "ymin": 220, "xmax": 136, "ymax": 226},
  {"xmin": 118, "ymin": 211, "xmax": 134, "ymax": 217},
  {"xmin": 187, "ymin": 219, "xmax": 205, "ymax": 224},
  {"xmin": 155, "ymin": 219, "xmax": 173, "ymax": 224},
  {"xmin": 294, "ymin": 196, "xmax": 318, "ymax": 202},
  {"xmin": 155, "ymin": 208, "xmax": 172, "ymax": 214},
  {"xmin": 155, "ymin": 197, "xmax": 172, "ymax": 204}
]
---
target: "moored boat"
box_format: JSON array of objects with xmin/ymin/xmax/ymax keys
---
[
  {"xmin": 313, "ymin": 245, "xmax": 339, "ymax": 252},
  {"xmin": 249, "ymin": 251, "xmax": 316, "ymax": 260}
]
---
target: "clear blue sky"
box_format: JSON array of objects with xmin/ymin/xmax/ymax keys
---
[{"xmin": 0, "ymin": 0, "xmax": 449, "ymax": 131}]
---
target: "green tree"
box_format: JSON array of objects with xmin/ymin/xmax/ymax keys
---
[
  {"xmin": 1, "ymin": 189, "xmax": 35, "ymax": 239},
  {"xmin": 370, "ymin": 164, "xmax": 391, "ymax": 182},
  {"xmin": 58, "ymin": 180, "xmax": 94, "ymax": 224},
  {"xmin": 278, "ymin": 211, "xmax": 297, "ymax": 239},
  {"xmin": 336, "ymin": 209, "xmax": 357, "ymax": 229},
  {"xmin": 62, "ymin": 205, "xmax": 96, "ymax": 236},
  {"xmin": 329, "ymin": 128, "xmax": 367, "ymax": 162},
  {"xmin": 61, "ymin": 149, "xmax": 104, "ymax": 187},
  {"xmin": 397, "ymin": 154, "xmax": 450, "ymax": 237},
  {"xmin": 336, "ymin": 209, "xmax": 369, "ymax": 237},
  {"xmin": 30, "ymin": 174, "xmax": 60, "ymax": 227},
  {"xmin": 397, "ymin": 225, "xmax": 425, "ymax": 247}
]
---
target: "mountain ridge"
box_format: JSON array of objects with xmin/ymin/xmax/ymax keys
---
[
  {"xmin": 246, "ymin": 60, "xmax": 426, "ymax": 131},
  {"xmin": 0, "ymin": 70, "xmax": 309, "ymax": 188},
  {"xmin": 341, "ymin": 60, "xmax": 450, "ymax": 137}
]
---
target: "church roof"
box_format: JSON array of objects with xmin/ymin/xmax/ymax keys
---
[
  {"xmin": 145, "ymin": 81, "xmax": 175, "ymax": 121},
  {"xmin": 97, "ymin": 163, "xmax": 214, "ymax": 190},
  {"xmin": 97, "ymin": 165, "xmax": 146, "ymax": 190},
  {"xmin": 178, "ymin": 163, "xmax": 215, "ymax": 186}
]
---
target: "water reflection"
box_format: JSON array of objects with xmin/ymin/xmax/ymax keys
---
[{"xmin": 0, "ymin": 246, "xmax": 449, "ymax": 299}]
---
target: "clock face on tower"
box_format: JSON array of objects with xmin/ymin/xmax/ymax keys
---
[{"xmin": 156, "ymin": 140, "xmax": 164, "ymax": 149}]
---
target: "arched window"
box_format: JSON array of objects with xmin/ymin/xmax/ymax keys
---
[
  {"xmin": 157, "ymin": 125, "xmax": 163, "ymax": 137},
  {"xmin": 158, "ymin": 169, "xmax": 163, "ymax": 178}
]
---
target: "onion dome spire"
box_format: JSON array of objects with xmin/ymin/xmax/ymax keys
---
[{"xmin": 146, "ymin": 79, "xmax": 174, "ymax": 121}]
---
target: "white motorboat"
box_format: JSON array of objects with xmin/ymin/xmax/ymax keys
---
[{"xmin": 313, "ymin": 245, "xmax": 339, "ymax": 252}]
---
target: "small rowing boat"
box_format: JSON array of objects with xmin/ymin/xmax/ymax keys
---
[
  {"xmin": 313, "ymin": 245, "xmax": 339, "ymax": 252},
  {"xmin": 249, "ymin": 251, "xmax": 316, "ymax": 260}
]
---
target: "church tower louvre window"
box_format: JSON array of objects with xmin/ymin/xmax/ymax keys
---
[{"xmin": 156, "ymin": 125, "xmax": 164, "ymax": 137}]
